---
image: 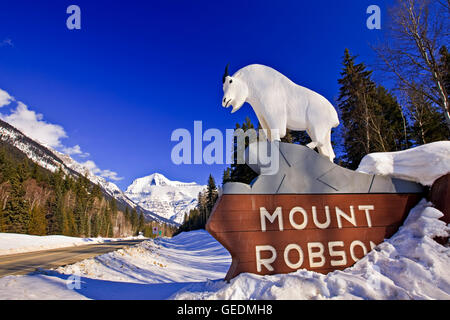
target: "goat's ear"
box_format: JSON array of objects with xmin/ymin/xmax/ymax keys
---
[{"xmin": 222, "ymin": 63, "xmax": 230, "ymax": 84}]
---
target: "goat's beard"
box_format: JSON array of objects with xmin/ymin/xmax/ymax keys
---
[{"xmin": 230, "ymin": 99, "xmax": 245, "ymax": 113}]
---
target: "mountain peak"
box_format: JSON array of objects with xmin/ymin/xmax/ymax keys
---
[
  {"xmin": 147, "ymin": 173, "xmax": 171, "ymax": 186},
  {"xmin": 125, "ymin": 173, "xmax": 206, "ymax": 224}
]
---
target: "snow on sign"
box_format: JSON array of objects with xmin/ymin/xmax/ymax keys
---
[{"xmin": 206, "ymin": 142, "xmax": 425, "ymax": 281}]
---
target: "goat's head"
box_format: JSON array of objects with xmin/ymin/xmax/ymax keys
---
[{"xmin": 221, "ymin": 64, "xmax": 248, "ymax": 113}]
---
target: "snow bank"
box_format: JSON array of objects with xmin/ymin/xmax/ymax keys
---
[
  {"xmin": 172, "ymin": 200, "xmax": 450, "ymax": 300},
  {"xmin": 55, "ymin": 230, "xmax": 230, "ymax": 284},
  {"xmin": 357, "ymin": 141, "xmax": 450, "ymax": 186},
  {"xmin": 0, "ymin": 233, "xmax": 145, "ymax": 256},
  {"xmin": 0, "ymin": 200, "xmax": 448, "ymax": 299},
  {"xmin": 0, "ymin": 230, "xmax": 230, "ymax": 300}
]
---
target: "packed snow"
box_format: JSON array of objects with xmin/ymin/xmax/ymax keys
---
[
  {"xmin": 0, "ymin": 233, "xmax": 145, "ymax": 256},
  {"xmin": 0, "ymin": 199, "xmax": 448, "ymax": 300},
  {"xmin": 0, "ymin": 230, "xmax": 231, "ymax": 300},
  {"xmin": 173, "ymin": 200, "xmax": 449, "ymax": 300},
  {"xmin": 357, "ymin": 141, "xmax": 450, "ymax": 186},
  {"xmin": 125, "ymin": 173, "xmax": 206, "ymax": 224},
  {"xmin": 0, "ymin": 143, "xmax": 449, "ymax": 300}
]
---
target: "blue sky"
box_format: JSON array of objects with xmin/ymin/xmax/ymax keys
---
[{"xmin": 0, "ymin": 0, "xmax": 391, "ymax": 189}]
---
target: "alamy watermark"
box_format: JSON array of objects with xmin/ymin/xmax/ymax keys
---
[
  {"xmin": 366, "ymin": 5, "xmax": 381, "ymax": 30},
  {"xmin": 66, "ymin": 5, "xmax": 81, "ymax": 30},
  {"xmin": 170, "ymin": 121, "xmax": 280, "ymax": 175}
]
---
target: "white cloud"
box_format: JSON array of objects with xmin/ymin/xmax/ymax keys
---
[
  {"xmin": 0, "ymin": 88, "xmax": 14, "ymax": 107},
  {"xmin": 0, "ymin": 89, "xmax": 123, "ymax": 183},
  {"xmin": 81, "ymin": 160, "xmax": 123, "ymax": 181},
  {"xmin": 0, "ymin": 102, "xmax": 67, "ymax": 148},
  {"xmin": 0, "ymin": 38, "xmax": 13, "ymax": 47},
  {"xmin": 62, "ymin": 144, "xmax": 90, "ymax": 158}
]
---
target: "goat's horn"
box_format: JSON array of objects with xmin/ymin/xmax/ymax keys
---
[{"xmin": 222, "ymin": 63, "xmax": 230, "ymax": 84}]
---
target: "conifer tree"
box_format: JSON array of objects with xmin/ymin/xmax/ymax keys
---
[
  {"xmin": 206, "ymin": 174, "xmax": 218, "ymax": 221},
  {"xmin": 337, "ymin": 49, "xmax": 408, "ymax": 168},
  {"xmin": 28, "ymin": 205, "xmax": 47, "ymax": 235},
  {"xmin": 407, "ymin": 87, "xmax": 450, "ymax": 144},
  {"xmin": 228, "ymin": 117, "xmax": 259, "ymax": 184},
  {"xmin": 124, "ymin": 206, "xmax": 130, "ymax": 222},
  {"xmin": 222, "ymin": 168, "xmax": 231, "ymax": 186},
  {"xmin": 138, "ymin": 212, "xmax": 145, "ymax": 234},
  {"xmin": 3, "ymin": 171, "xmax": 29, "ymax": 233},
  {"xmin": 131, "ymin": 208, "xmax": 138, "ymax": 232},
  {"xmin": 338, "ymin": 49, "xmax": 377, "ymax": 168}
]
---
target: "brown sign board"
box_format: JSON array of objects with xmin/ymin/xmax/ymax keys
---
[
  {"xmin": 206, "ymin": 193, "xmax": 422, "ymax": 281},
  {"xmin": 430, "ymin": 174, "xmax": 450, "ymax": 224}
]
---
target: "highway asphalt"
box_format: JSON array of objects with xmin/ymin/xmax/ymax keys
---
[{"xmin": 0, "ymin": 239, "xmax": 146, "ymax": 277}]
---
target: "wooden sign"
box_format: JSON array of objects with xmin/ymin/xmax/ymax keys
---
[
  {"xmin": 206, "ymin": 193, "xmax": 422, "ymax": 281},
  {"xmin": 430, "ymin": 174, "xmax": 450, "ymax": 224},
  {"xmin": 206, "ymin": 142, "xmax": 425, "ymax": 281}
]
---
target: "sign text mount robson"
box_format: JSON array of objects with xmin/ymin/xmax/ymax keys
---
[{"xmin": 206, "ymin": 142, "xmax": 424, "ymax": 281}]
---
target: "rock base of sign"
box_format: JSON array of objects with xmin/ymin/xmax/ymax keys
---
[
  {"xmin": 206, "ymin": 142, "xmax": 425, "ymax": 281},
  {"xmin": 430, "ymin": 174, "xmax": 450, "ymax": 224},
  {"xmin": 223, "ymin": 142, "xmax": 423, "ymax": 195}
]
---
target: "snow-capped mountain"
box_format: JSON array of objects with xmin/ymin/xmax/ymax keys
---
[
  {"xmin": 125, "ymin": 173, "xmax": 206, "ymax": 224},
  {"xmin": 49, "ymin": 148, "xmax": 137, "ymax": 209},
  {"xmin": 0, "ymin": 119, "xmax": 69, "ymax": 174},
  {"xmin": 0, "ymin": 119, "xmax": 176, "ymax": 226}
]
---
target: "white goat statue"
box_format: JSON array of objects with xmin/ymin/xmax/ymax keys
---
[{"xmin": 221, "ymin": 64, "xmax": 339, "ymax": 162}]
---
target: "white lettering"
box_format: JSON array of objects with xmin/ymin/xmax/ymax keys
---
[
  {"xmin": 260, "ymin": 207, "xmax": 283, "ymax": 232},
  {"xmin": 284, "ymin": 244, "xmax": 304, "ymax": 269},
  {"xmin": 350, "ymin": 240, "xmax": 368, "ymax": 262},
  {"xmin": 312, "ymin": 205, "xmax": 331, "ymax": 229},
  {"xmin": 256, "ymin": 245, "xmax": 277, "ymax": 272},
  {"xmin": 307, "ymin": 242, "xmax": 325, "ymax": 268},
  {"xmin": 358, "ymin": 205, "xmax": 375, "ymax": 227},
  {"xmin": 336, "ymin": 206, "xmax": 356, "ymax": 228},
  {"xmin": 328, "ymin": 241, "xmax": 347, "ymax": 266},
  {"xmin": 289, "ymin": 207, "xmax": 308, "ymax": 230}
]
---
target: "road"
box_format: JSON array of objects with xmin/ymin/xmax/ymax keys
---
[{"xmin": 0, "ymin": 239, "xmax": 146, "ymax": 277}]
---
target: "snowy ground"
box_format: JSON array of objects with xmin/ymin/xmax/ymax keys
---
[
  {"xmin": 0, "ymin": 233, "xmax": 146, "ymax": 256},
  {"xmin": 0, "ymin": 199, "xmax": 448, "ymax": 300},
  {"xmin": 173, "ymin": 200, "xmax": 450, "ymax": 300},
  {"xmin": 0, "ymin": 230, "xmax": 231, "ymax": 300},
  {"xmin": 0, "ymin": 142, "xmax": 449, "ymax": 300}
]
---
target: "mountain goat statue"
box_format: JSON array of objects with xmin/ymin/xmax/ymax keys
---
[{"xmin": 221, "ymin": 64, "xmax": 339, "ymax": 162}]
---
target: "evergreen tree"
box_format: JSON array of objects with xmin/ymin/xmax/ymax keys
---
[
  {"xmin": 91, "ymin": 213, "xmax": 100, "ymax": 237},
  {"xmin": 440, "ymin": 46, "xmax": 450, "ymax": 100},
  {"xmin": 138, "ymin": 212, "xmax": 145, "ymax": 234},
  {"xmin": 28, "ymin": 205, "xmax": 47, "ymax": 235},
  {"xmin": 206, "ymin": 174, "xmax": 218, "ymax": 221},
  {"xmin": 105, "ymin": 205, "xmax": 113, "ymax": 237},
  {"xmin": 407, "ymin": 87, "xmax": 450, "ymax": 144},
  {"xmin": 228, "ymin": 117, "xmax": 259, "ymax": 184},
  {"xmin": 0, "ymin": 144, "xmax": 176, "ymax": 238},
  {"xmin": 131, "ymin": 208, "xmax": 138, "ymax": 232},
  {"xmin": 110, "ymin": 198, "xmax": 118, "ymax": 218},
  {"xmin": 91, "ymin": 184, "xmax": 102, "ymax": 200},
  {"xmin": 337, "ymin": 49, "xmax": 408, "ymax": 169},
  {"xmin": 3, "ymin": 171, "xmax": 29, "ymax": 233},
  {"xmin": 289, "ymin": 130, "xmax": 312, "ymax": 146},
  {"xmin": 222, "ymin": 168, "xmax": 231, "ymax": 186},
  {"xmin": 338, "ymin": 49, "xmax": 376, "ymax": 168},
  {"xmin": 124, "ymin": 206, "xmax": 130, "ymax": 222}
]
